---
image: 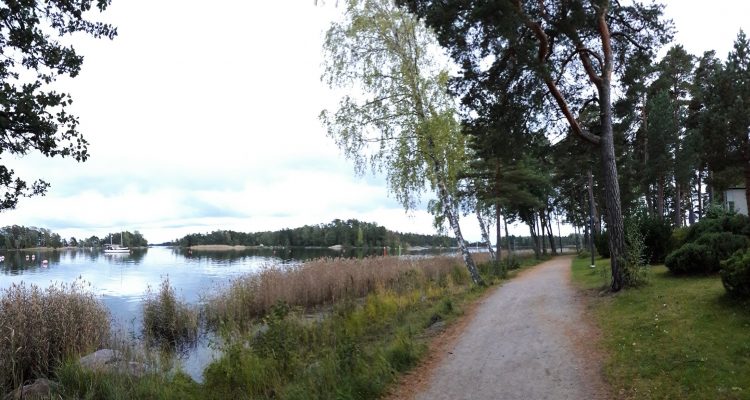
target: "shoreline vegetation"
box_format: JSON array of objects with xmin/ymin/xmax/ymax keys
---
[{"xmin": 1, "ymin": 251, "xmax": 545, "ymax": 399}]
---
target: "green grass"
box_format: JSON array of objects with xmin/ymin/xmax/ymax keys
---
[{"xmin": 572, "ymin": 257, "xmax": 750, "ymax": 399}]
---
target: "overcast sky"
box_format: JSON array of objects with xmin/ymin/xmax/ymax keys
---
[{"xmin": 0, "ymin": 1, "xmax": 748, "ymax": 244}]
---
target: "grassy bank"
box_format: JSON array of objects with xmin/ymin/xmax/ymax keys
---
[
  {"xmin": 17, "ymin": 253, "xmax": 541, "ymax": 399},
  {"xmin": 572, "ymin": 257, "xmax": 750, "ymax": 399}
]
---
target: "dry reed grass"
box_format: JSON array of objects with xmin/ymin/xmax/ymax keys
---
[
  {"xmin": 0, "ymin": 280, "xmax": 110, "ymax": 391},
  {"xmin": 206, "ymin": 255, "xmax": 483, "ymax": 329}
]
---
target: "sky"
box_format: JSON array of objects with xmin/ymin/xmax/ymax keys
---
[{"xmin": 0, "ymin": 1, "xmax": 748, "ymax": 244}]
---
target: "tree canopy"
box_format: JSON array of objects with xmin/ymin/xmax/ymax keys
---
[{"xmin": 0, "ymin": 0, "xmax": 116, "ymax": 211}]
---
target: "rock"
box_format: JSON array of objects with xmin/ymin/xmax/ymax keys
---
[
  {"xmin": 3, "ymin": 378, "xmax": 59, "ymax": 400},
  {"xmin": 78, "ymin": 349, "xmax": 148, "ymax": 377},
  {"xmin": 422, "ymin": 320, "xmax": 447, "ymax": 337}
]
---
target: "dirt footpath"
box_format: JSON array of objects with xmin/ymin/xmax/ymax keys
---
[{"xmin": 403, "ymin": 256, "xmax": 609, "ymax": 400}]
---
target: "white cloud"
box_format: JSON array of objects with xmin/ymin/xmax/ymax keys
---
[{"xmin": 1, "ymin": 1, "xmax": 748, "ymax": 243}]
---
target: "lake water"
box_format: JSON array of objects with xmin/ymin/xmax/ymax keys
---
[{"xmin": 0, "ymin": 246, "xmax": 455, "ymax": 381}]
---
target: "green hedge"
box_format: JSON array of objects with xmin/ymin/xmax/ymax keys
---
[{"xmin": 720, "ymin": 249, "xmax": 750, "ymax": 297}]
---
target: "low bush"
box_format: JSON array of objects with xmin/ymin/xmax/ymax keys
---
[
  {"xmin": 685, "ymin": 212, "xmax": 750, "ymax": 243},
  {"xmin": 665, "ymin": 233, "xmax": 748, "ymax": 275},
  {"xmin": 142, "ymin": 278, "xmax": 199, "ymax": 349},
  {"xmin": 694, "ymin": 232, "xmax": 749, "ymax": 261},
  {"xmin": 665, "ymin": 243, "xmax": 717, "ymax": 274},
  {"xmin": 720, "ymin": 249, "xmax": 750, "ymax": 297},
  {"xmin": 0, "ymin": 281, "xmax": 110, "ymax": 392}
]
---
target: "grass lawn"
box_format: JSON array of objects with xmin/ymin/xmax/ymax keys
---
[{"xmin": 572, "ymin": 257, "xmax": 750, "ymax": 399}]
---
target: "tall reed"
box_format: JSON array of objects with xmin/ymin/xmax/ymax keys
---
[
  {"xmin": 0, "ymin": 281, "xmax": 110, "ymax": 392},
  {"xmin": 206, "ymin": 255, "xmax": 483, "ymax": 329},
  {"xmin": 142, "ymin": 277, "xmax": 199, "ymax": 349}
]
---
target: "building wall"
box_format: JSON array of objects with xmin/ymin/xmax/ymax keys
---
[{"xmin": 725, "ymin": 188, "xmax": 748, "ymax": 216}]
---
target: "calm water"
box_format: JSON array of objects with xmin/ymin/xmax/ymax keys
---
[{"xmin": 0, "ymin": 246, "xmax": 453, "ymax": 381}]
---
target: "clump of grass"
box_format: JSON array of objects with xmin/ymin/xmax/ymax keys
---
[
  {"xmin": 142, "ymin": 277, "xmax": 198, "ymax": 350},
  {"xmin": 0, "ymin": 280, "xmax": 110, "ymax": 393},
  {"xmin": 205, "ymin": 255, "xmax": 477, "ymax": 330}
]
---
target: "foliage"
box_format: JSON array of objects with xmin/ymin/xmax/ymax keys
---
[
  {"xmin": 177, "ymin": 219, "xmax": 454, "ymax": 248},
  {"xmin": 665, "ymin": 233, "xmax": 748, "ymax": 274},
  {"xmin": 0, "ymin": 0, "xmax": 116, "ymax": 211},
  {"xmin": 666, "ymin": 212, "xmax": 750, "ymax": 274},
  {"xmin": 0, "ymin": 280, "xmax": 110, "ymax": 392},
  {"xmin": 572, "ymin": 259, "xmax": 750, "ymax": 399},
  {"xmin": 0, "ymin": 225, "xmax": 64, "ymax": 249},
  {"xmin": 320, "ymin": 0, "xmax": 483, "ymax": 284},
  {"xmin": 720, "ymin": 249, "xmax": 750, "ymax": 298},
  {"xmin": 142, "ymin": 278, "xmax": 198, "ymax": 350},
  {"xmin": 670, "ymin": 227, "xmax": 690, "ymax": 253},
  {"xmin": 664, "ymin": 243, "xmax": 717, "ymax": 274},
  {"xmin": 594, "ymin": 231, "xmax": 610, "ymax": 259},
  {"xmin": 685, "ymin": 212, "xmax": 750, "ymax": 242},
  {"xmin": 623, "ymin": 218, "xmax": 649, "ymax": 287},
  {"xmin": 636, "ymin": 214, "xmax": 674, "ymax": 264}
]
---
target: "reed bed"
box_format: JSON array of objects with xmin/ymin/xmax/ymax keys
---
[
  {"xmin": 142, "ymin": 278, "xmax": 199, "ymax": 349},
  {"xmin": 0, "ymin": 281, "xmax": 110, "ymax": 392},
  {"xmin": 206, "ymin": 255, "xmax": 485, "ymax": 329}
]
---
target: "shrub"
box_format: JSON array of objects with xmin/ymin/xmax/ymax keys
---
[
  {"xmin": 685, "ymin": 213, "xmax": 750, "ymax": 243},
  {"xmin": 0, "ymin": 281, "xmax": 110, "ymax": 392},
  {"xmin": 623, "ymin": 218, "xmax": 649, "ymax": 286},
  {"xmin": 720, "ymin": 249, "xmax": 750, "ymax": 297},
  {"xmin": 694, "ymin": 232, "xmax": 749, "ymax": 261},
  {"xmin": 637, "ymin": 215, "xmax": 673, "ymax": 264},
  {"xmin": 665, "ymin": 243, "xmax": 717, "ymax": 274},
  {"xmin": 670, "ymin": 227, "xmax": 690, "ymax": 253},
  {"xmin": 142, "ymin": 277, "xmax": 198, "ymax": 349}
]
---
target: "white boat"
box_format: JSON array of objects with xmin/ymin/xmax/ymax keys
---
[
  {"xmin": 104, "ymin": 245, "xmax": 130, "ymax": 254},
  {"xmin": 104, "ymin": 232, "xmax": 130, "ymax": 254}
]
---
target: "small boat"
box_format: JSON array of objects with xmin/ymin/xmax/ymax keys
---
[{"xmin": 104, "ymin": 232, "xmax": 130, "ymax": 254}]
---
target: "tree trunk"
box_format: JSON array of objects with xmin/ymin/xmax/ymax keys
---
[
  {"xmin": 528, "ymin": 216, "xmax": 540, "ymax": 259},
  {"xmin": 538, "ymin": 212, "xmax": 547, "ymax": 256},
  {"xmin": 657, "ymin": 175, "xmax": 665, "ymax": 219},
  {"xmin": 477, "ymin": 208, "xmax": 496, "ymax": 261},
  {"xmin": 504, "ymin": 216, "xmax": 512, "ymax": 262},
  {"xmin": 587, "ymin": 169, "xmax": 601, "ymax": 235},
  {"xmin": 443, "ymin": 198, "xmax": 483, "ymax": 285},
  {"xmin": 674, "ymin": 182, "xmax": 682, "ymax": 227},
  {"xmin": 495, "ymin": 203, "xmax": 502, "ymax": 261},
  {"xmin": 697, "ymin": 166, "xmax": 703, "ymax": 219},
  {"xmin": 599, "ymin": 83, "xmax": 627, "ymax": 292},
  {"xmin": 546, "ymin": 208, "xmax": 557, "ymax": 255},
  {"xmin": 744, "ymin": 157, "xmax": 750, "ymax": 218}
]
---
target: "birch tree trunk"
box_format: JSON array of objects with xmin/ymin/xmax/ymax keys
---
[{"xmin": 477, "ymin": 208, "xmax": 496, "ymax": 261}]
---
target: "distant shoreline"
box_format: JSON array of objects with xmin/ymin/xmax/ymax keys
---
[{"xmin": 189, "ymin": 245, "xmax": 249, "ymax": 251}]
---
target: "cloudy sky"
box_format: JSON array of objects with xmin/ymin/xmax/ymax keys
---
[{"xmin": 1, "ymin": 1, "xmax": 748, "ymax": 244}]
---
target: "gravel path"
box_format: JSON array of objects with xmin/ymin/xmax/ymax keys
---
[{"xmin": 414, "ymin": 256, "xmax": 608, "ymax": 400}]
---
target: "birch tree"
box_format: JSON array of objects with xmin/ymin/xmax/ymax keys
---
[{"xmin": 320, "ymin": 0, "xmax": 484, "ymax": 284}]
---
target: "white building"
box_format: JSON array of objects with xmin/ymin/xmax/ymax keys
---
[{"xmin": 724, "ymin": 187, "xmax": 748, "ymax": 215}]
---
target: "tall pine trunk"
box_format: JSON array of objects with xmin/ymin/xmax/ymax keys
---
[{"xmin": 599, "ymin": 83, "xmax": 627, "ymax": 292}]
